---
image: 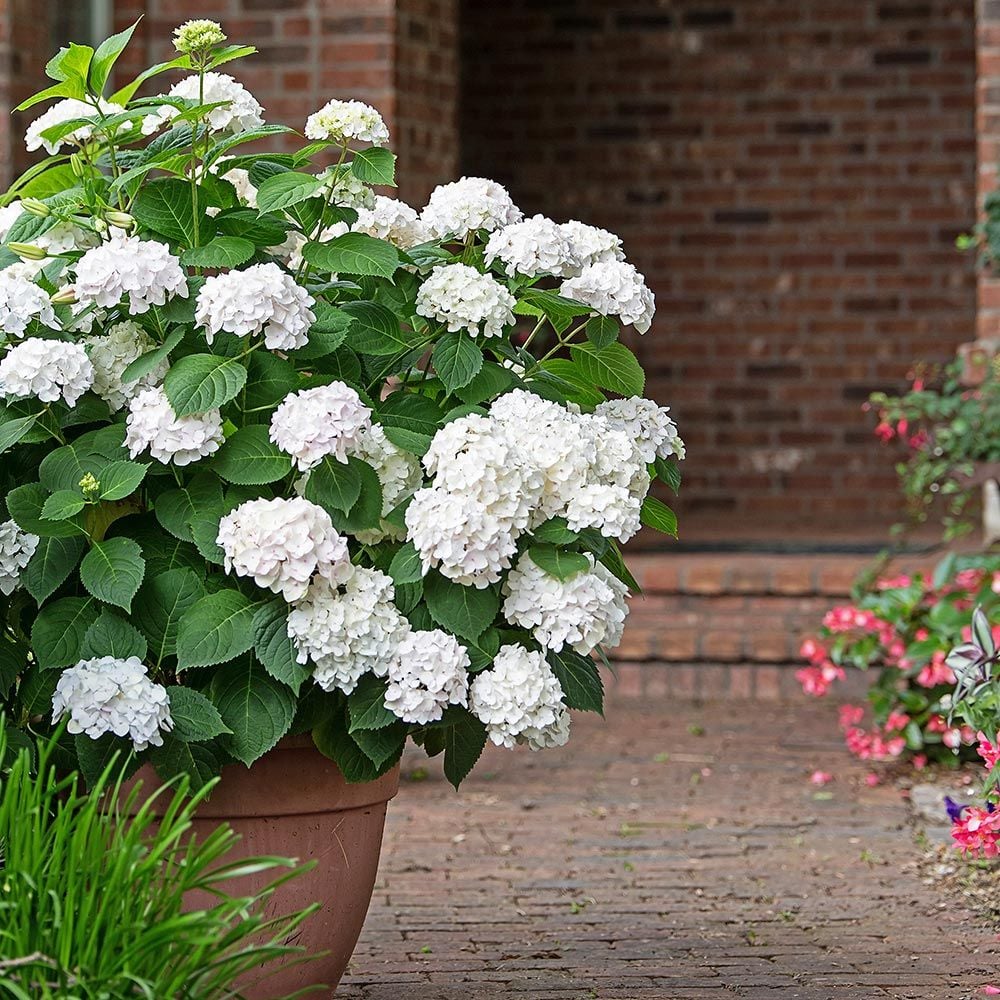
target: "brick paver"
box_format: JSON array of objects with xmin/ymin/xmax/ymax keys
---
[{"xmin": 339, "ymin": 683, "xmax": 999, "ymax": 999}]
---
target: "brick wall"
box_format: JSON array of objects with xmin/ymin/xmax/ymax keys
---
[
  {"xmin": 461, "ymin": 0, "xmax": 978, "ymax": 538},
  {"xmin": 976, "ymin": 0, "xmax": 1000, "ymax": 341}
]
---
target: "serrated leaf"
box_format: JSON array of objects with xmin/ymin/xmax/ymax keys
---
[
  {"xmin": 149, "ymin": 734, "xmax": 219, "ymax": 789},
  {"xmin": 654, "ymin": 456, "xmax": 682, "ymax": 494},
  {"xmin": 120, "ymin": 329, "xmax": 184, "ymax": 384},
  {"xmin": 586, "ymin": 314, "xmax": 619, "ymax": 348},
  {"xmin": 154, "ymin": 473, "xmax": 222, "ymax": 542},
  {"xmin": 164, "ymin": 354, "xmax": 247, "ymax": 416},
  {"xmin": 569, "ymin": 342, "xmax": 644, "ymax": 396},
  {"xmin": 168, "ymin": 685, "xmax": 231, "ymax": 742},
  {"xmin": 89, "ymin": 19, "xmax": 138, "ymax": 95},
  {"xmin": 75, "ymin": 733, "xmax": 132, "ymax": 791},
  {"xmin": 80, "ymin": 537, "xmax": 145, "ymax": 612},
  {"xmin": 531, "ymin": 517, "xmax": 579, "ymax": 545},
  {"xmin": 252, "ymin": 599, "xmax": 310, "ymax": 695},
  {"xmin": 352, "ymin": 723, "xmax": 408, "ymax": 768},
  {"xmin": 348, "ymin": 674, "xmax": 397, "ymax": 732},
  {"xmin": 23, "ymin": 535, "xmax": 85, "ymax": 604},
  {"xmin": 213, "ymin": 424, "xmax": 292, "ymax": 485},
  {"xmin": 433, "ymin": 331, "xmax": 483, "ymax": 393},
  {"xmin": 640, "ymin": 495, "xmax": 678, "ymax": 537},
  {"xmin": 41, "ymin": 489, "xmax": 85, "ymax": 520},
  {"xmin": 340, "ymin": 300, "xmax": 422, "ymax": 355},
  {"xmin": 302, "ymin": 455, "xmax": 362, "ymax": 513},
  {"xmin": 517, "ymin": 288, "xmax": 592, "ymax": 333},
  {"xmin": 39, "ymin": 445, "xmax": 103, "ymax": 494},
  {"xmin": 176, "ymin": 589, "xmax": 257, "ymax": 670},
  {"xmin": 31, "ymin": 596, "xmax": 99, "ymax": 668},
  {"xmin": 528, "ymin": 544, "xmax": 590, "ymax": 581},
  {"xmin": 443, "ymin": 711, "xmax": 489, "ymax": 790},
  {"xmin": 350, "ymin": 147, "xmax": 396, "ymax": 186},
  {"xmin": 81, "ymin": 609, "xmax": 147, "ymax": 660},
  {"xmin": 0, "ymin": 415, "xmax": 38, "ymax": 454},
  {"xmin": 133, "ymin": 568, "xmax": 206, "ymax": 664},
  {"xmin": 132, "ymin": 177, "xmax": 197, "ymax": 245},
  {"xmin": 212, "ymin": 662, "xmax": 295, "ymax": 766},
  {"xmin": 98, "ymin": 460, "xmax": 148, "ymax": 501},
  {"xmin": 424, "ymin": 572, "xmax": 499, "ymax": 642},
  {"xmin": 388, "ymin": 542, "xmax": 423, "ymax": 585},
  {"xmin": 294, "ymin": 303, "xmax": 354, "ymax": 359},
  {"xmin": 181, "ymin": 236, "xmax": 255, "ymax": 268},
  {"xmin": 327, "ymin": 458, "xmax": 382, "ymax": 533},
  {"xmin": 255, "ymin": 170, "xmax": 323, "ymax": 214},
  {"xmin": 243, "ymin": 352, "xmax": 299, "ymax": 410},
  {"xmin": 549, "ymin": 649, "xmax": 603, "ymax": 714},
  {"xmin": 302, "ymin": 233, "xmax": 399, "ymax": 278},
  {"xmin": 455, "ymin": 362, "xmax": 515, "ymax": 406},
  {"xmin": 313, "ymin": 710, "xmax": 400, "ymax": 782}
]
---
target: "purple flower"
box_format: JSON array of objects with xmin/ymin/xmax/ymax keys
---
[{"xmin": 944, "ymin": 796, "xmax": 966, "ymax": 823}]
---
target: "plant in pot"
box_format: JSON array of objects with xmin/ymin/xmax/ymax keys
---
[{"xmin": 0, "ymin": 18, "xmax": 682, "ymax": 993}]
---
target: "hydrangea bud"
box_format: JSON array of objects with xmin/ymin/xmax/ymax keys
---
[
  {"xmin": 105, "ymin": 210, "xmax": 135, "ymax": 231},
  {"xmin": 8, "ymin": 243, "xmax": 48, "ymax": 261},
  {"xmin": 173, "ymin": 19, "xmax": 227, "ymax": 54},
  {"xmin": 50, "ymin": 286, "xmax": 78, "ymax": 305},
  {"xmin": 20, "ymin": 197, "xmax": 49, "ymax": 218},
  {"xmin": 78, "ymin": 473, "xmax": 100, "ymax": 500}
]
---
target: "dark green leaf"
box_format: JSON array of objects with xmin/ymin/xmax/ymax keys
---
[
  {"xmin": 120, "ymin": 329, "xmax": 184, "ymax": 384},
  {"xmin": 213, "ymin": 425, "xmax": 292, "ymax": 485},
  {"xmin": 340, "ymin": 300, "xmax": 421, "ymax": 355},
  {"xmin": 133, "ymin": 568, "xmax": 206, "ymax": 663},
  {"xmin": 132, "ymin": 178, "xmax": 197, "ymax": 245},
  {"xmin": 80, "ymin": 537, "xmax": 145, "ymax": 611},
  {"xmin": 81, "ymin": 609, "xmax": 147, "ymax": 660},
  {"xmin": 528, "ymin": 545, "xmax": 590, "ymax": 581},
  {"xmin": 569, "ymin": 342, "xmax": 645, "ymax": 396},
  {"xmin": 164, "ymin": 354, "xmax": 248, "ymax": 417},
  {"xmin": 168, "ymin": 685, "xmax": 232, "ymax": 742},
  {"xmin": 424, "ymin": 572, "xmax": 499, "ymax": 642},
  {"xmin": 302, "ymin": 233, "xmax": 399, "ymax": 278},
  {"xmin": 75, "ymin": 734, "xmax": 131, "ymax": 791},
  {"xmin": 98, "ymin": 460, "xmax": 148, "ymax": 501},
  {"xmin": 252, "ymin": 599, "xmax": 310, "ymax": 695},
  {"xmin": 154, "ymin": 474, "xmax": 223, "ymax": 542},
  {"xmin": 433, "ymin": 332, "xmax": 483, "ymax": 393},
  {"xmin": 180, "ymin": 236, "xmax": 255, "ymax": 268},
  {"xmin": 254, "ymin": 170, "xmax": 323, "ymax": 214},
  {"xmin": 640, "ymin": 495, "xmax": 678, "ymax": 537},
  {"xmin": 176, "ymin": 589, "xmax": 257, "ymax": 670},
  {"xmin": 585, "ymin": 314, "xmax": 619, "ymax": 348},
  {"xmin": 443, "ymin": 711, "xmax": 489, "ymax": 790},
  {"xmin": 654, "ymin": 456, "xmax": 682, "ymax": 494},
  {"xmin": 352, "ymin": 722, "xmax": 407, "ymax": 768},
  {"xmin": 302, "ymin": 455, "xmax": 362, "ymax": 514},
  {"xmin": 531, "ymin": 517, "xmax": 579, "ymax": 545},
  {"xmin": 455, "ymin": 362, "xmax": 515, "ymax": 406},
  {"xmin": 350, "ymin": 147, "xmax": 396, "ymax": 186},
  {"xmin": 149, "ymin": 734, "xmax": 219, "ymax": 789},
  {"xmin": 23, "ymin": 535, "xmax": 85, "ymax": 604},
  {"xmin": 7, "ymin": 483, "xmax": 85, "ymax": 538},
  {"xmin": 388, "ymin": 542, "xmax": 423, "ymax": 585},
  {"xmin": 328, "ymin": 458, "xmax": 382, "ymax": 533},
  {"xmin": 212, "ymin": 662, "xmax": 296, "ymax": 766},
  {"xmin": 0, "ymin": 415, "xmax": 38, "ymax": 454},
  {"xmin": 348, "ymin": 674, "xmax": 397, "ymax": 732},
  {"xmin": 549, "ymin": 649, "xmax": 603, "ymax": 714},
  {"xmin": 31, "ymin": 596, "xmax": 99, "ymax": 668},
  {"xmin": 40, "ymin": 489, "xmax": 85, "ymax": 520}
]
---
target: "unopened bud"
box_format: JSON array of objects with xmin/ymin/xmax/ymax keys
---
[
  {"xmin": 20, "ymin": 197, "xmax": 50, "ymax": 218},
  {"xmin": 93, "ymin": 218, "xmax": 108, "ymax": 233},
  {"xmin": 50, "ymin": 286, "xmax": 77, "ymax": 305},
  {"xmin": 78, "ymin": 473, "xmax": 100, "ymax": 500},
  {"xmin": 105, "ymin": 210, "xmax": 135, "ymax": 231},
  {"xmin": 8, "ymin": 242, "xmax": 48, "ymax": 261},
  {"xmin": 70, "ymin": 154, "xmax": 85, "ymax": 179}
]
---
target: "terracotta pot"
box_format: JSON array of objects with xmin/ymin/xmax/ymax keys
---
[{"xmin": 132, "ymin": 736, "xmax": 399, "ymax": 997}]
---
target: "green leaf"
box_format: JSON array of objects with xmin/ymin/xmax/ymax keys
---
[
  {"xmin": 6, "ymin": 483, "xmax": 84, "ymax": 538},
  {"xmin": 154, "ymin": 473, "xmax": 222, "ymax": 542},
  {"xmin": 302, "ymin": 233, "xmax": 399, "ymax": 278},
  {"xmin": 328, "ymin": 458, "xmax": 382, "ymax": 533},
  {"xmin": 213, "ymin": 425, "xmax": 293, "ymax": 485},
  {"xmin": 388, "ymin": 542, "xmax": 424, "ymax": 585},
  {"xmin": 378, "ymin": 392, "xmax": 445, "ymax": 439},
  {"xmin": 75, "ymin": 734, "xmax": 131, "ymax": 791},
  {"xmin": 340, "ymin": 300, "xmax": 422, "ymax": 355},
  {"xmin": 352, "ymin": 723, "xmax": 408, "ymax": 768},
  {"xmin": 295, "ymin": 303, "xmax": 354, "ymax": 360},
  {"xmin": 313, "ymin": 710, "xmax": 400, "ymax": 782},
  {"xmin": 640, "ymin": 496, "xmax": 678, "ymax": 537},
  {"xmin": 31, "ymin": 596, "xmax": 99, "ymax": 668},
  {"xmin": 535, "ymin": 359, "xmax": 606, "ymax": 408},
  {"xmin": 133, "ymin": 568, "xmax": 206, "ymax": 663},
  {"xmin": 81, "ymin": 610, "xmax": 147, "ymax": 660},
  {"xmin": 586, "ymin": 314, "xmax": 619, "ymax": 348},
  {"xmin": 176, "ymin": 589, "xmax": 257, "ymax": 670},
  {"xmin": 424, "ymin": 572, "xmax": 499, "ymax": 642},
  {"xmin": 0, "ymin": 415, "xmax": 38, "ymax": 454},
  {"xmin": 569, "ymin": 342, "xmax": 644, "ymax": 396},
  {"xmin": 599, "ymin": 543, "xmax": 641, "ymax": 594},
  {"xmin": 168, "ymin": 685, "xmax": 232, "ymax": 743},
  {"xmin": 455, "ymin": 362, "xmax": 515, "ymax": 406},
  {"xmin": 180, "ymin": 236, "xmax": 255, "ymax": 268},
  {"xmin": 654, "ymin": 456, "xmax": 682, "ymax": 494},
  {"xmin": 164, "ymin": 354, "xmax": 248, "ymax": 417},
  {"xmin": 347, "ymin": 674, "xmax": 397, "ymax": 732},
  {"xmin": 549, "ymin": 649, "xmax": 603, "ymax": 714},
  {"xmin": 98, "ymin": 460, "xmax": 148, "ymax": 501},
  {"xmin": 212, "ymin": 662, "xmax": 296, "ymax": 766},
  {"xmin": 350, "ymin": 147, "xmax": 396, "ymax": 186},
  {"xmin": 243, "ymin": 352, "xmax": 299, "ymax": 410},
  {"xmin": 517, "ymin": 288, "xmax": 592, "ymax": 333},
  {"xmin": 254, "ymin": 170, "xmax": 324, "ymax": 214},
  {"xmin": 149, "ymin": 734, "xmax": 219, "ymax": 789},
  {"xmin": 252, "ymin": 599, "xmax": 310, "ymax": 695},
  {"xmin": 433, "ymin": 332, "xmax": 483, "ymax": 393},
  {"xmin": 23, "ymin": 535, "xmax": 85, "ymax": 605},
  {"xmin": 531, "ymin": 517, "xmax": 579, "ymax": 545},
  {"xmin": 132, "ymin": 178, "xmax": 197, "ymax": 245},
  {"xmin": 528, "ymin": 545, "xmax": 590, "ymax": 581},
  {"xmin": 89, "ymin": 21, "xmax": 138, "ymax": 94},
  {"xmin": 302, "ymin": 455, "xmax": 362, "ymax": 513},
  {"xmin": 80, "ymin": 537, "xmax": 145, "ymax": 612},
  {"xmin": 443, "ymin": 711, "xmax": 489, "ymax": 790},
  {"xmin": 41, "ymin": 489, "xmax": 85, "ymax": 520},
  {"xmin": 120, "ymin": 330, "xmax": 184, "ymax": 384},
  {"xmin": 46, "ymin": 42, "xmax": 93, "ymax": 89},
  {"xmin": 0, "ymin": 636, "xmax": 27, "ymax": 698},
  {"xmin": 39, "ymin": 444, "xmax": 103, "ymax": 493}
]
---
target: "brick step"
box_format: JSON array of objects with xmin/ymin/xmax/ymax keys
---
[{"xmin": 616, "ymin": 552, "xmax": 935, "ymax": 665}]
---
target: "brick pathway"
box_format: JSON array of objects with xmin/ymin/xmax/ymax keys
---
[{"xmin": 339, "ymin": 683, "xmax": 999, "ymax": 999}]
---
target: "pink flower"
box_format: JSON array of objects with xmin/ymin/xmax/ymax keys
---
[
  {"xmin": 799, "ymin": 637, "xmax": 826, "ymax": 664},
  {"xmin": 981, "ymin": 986, "xmax": 1000, "ymax": 996},
  {"xmin": 907, "ymin": 431, "xmax": 929, "ymax": 451},
  {"xmin": 952, "ymin": 806, "xmax": 1000, "ymax": 858},
  {"xmin": 864, "ymin": 773, "xmax": 881, "ymax": 787},
  {"xmin": 916, "ymin": 652, "xmax": 955, "ymax": 688},
  {"xmin": 977, "ymin": 732, "xmax": 1000, "ymax": 772},
  {"xmin": 810, "ymin": 770, "xmax": 834, "ymax": 786},
  {"xmin": 874, "ymin": 421, "xmax": 894, "ymax": 442},
  {"xmin": 876, "ymin": 574, "xmax": 911, "ymax": 590},
  {"xmin": 838, "ymin": 704, "xmax": 865, "ymax": 729},
  {"xmin": 796, "ymin": 662, "xmax": 845, "ymax": 697},
  {"xmin": 914, "ymin": 627, "xmax": 929, "ymax": 641},
  {"xmin": 912, "ymin": 753, "xmax": 928, "ymax": 770},
  {"xmin": 884, "ymin": 710, "xmax": 910, "ymax": 733}
]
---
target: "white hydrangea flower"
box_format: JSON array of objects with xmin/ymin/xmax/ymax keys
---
[
  {"xmin": 559, "ymin": 220, "xmax": 625, "ymax": 270},
  {"xmin": 284, "ymin": 221, "xmax": 349, "ymax": 271},
  {"xmin": 51, "ymin": 657, "xmax": 173, "ymax": 751},
  {"xmin": 0, "ymin": 269, "xmax": 56, "ymax": 337},
  {"xmin": 348, "ymin": 423, "xmax": 423, "ymax": 543},
  {"xmin": 270, "ymin": 382, "xmax": 372, "ymax": 471},
  {"xmin": 405, "ymin": 487, "xmax": 517, "ymax": 588},
  {"xmin": 595, "ymin": 396, "xmax": 685, "ymax": 464},
  {"xmin": 421, "ymin": 176, "xmax": 522, "ymax": 240},
  {"xmin": 469, "ymin": 644, "xmax": 566, "ymax": 749},
  {"xmin": 125, "ymin": 386, "xmax": 223, "ymax": 466},
  {"xmin": 520, "ymin": 705, "xmax": 571, "ymax": 751},
  {"xmin": 84, "ymin": 320, "xmax": 167, "ymax": 412},
  {"xmin": 288, "ymin": 568, "xmax": 410, "ymax": 695},
  {"xmin": 321, "ymin": 168, "xmax": 375, "ymax": 211},
  {"xmin": 564, "ymin": 483, "xmax": 642, "ymax": 542},
  {"xmin": 143, "ymin": 72, "xmax": 264, "ymax": 135},
  {"xmin": 219, "ymin": 165, "xmax": 258, "ymax": 207},
  {"xmin": 0, "ymin": 519, "xmax": 38, "ymax": 595},
  {"xmin": 217, "ymin": 496, "xmax": 352, "ymax": 603},
  {"xmin": 414, "ymin": 263, "xmax": 516, "ymax": 339},
  {"xmin": 502, "ymin": 552, "xmax": 629, "ymax": 655},
  {"xmin": 383, "ymin": 628, "xmax": 470, "ymax": 724},
  {"xmin": 0, "ymin": 338, "xmax": 93, "ymax": 406},
  {"xmin": 305, "ymin": 99, "xmax": 389, "ymax": 145},
  {"xmin": 353, "ymin": 196, "xmax": 428, "ymax": 249},
  {"xmin": 0, "ymin": 202, "xmax": 23, "ymax": 241},
  {"xmin": 195, "ymin": 262, "xmax": 315, "ymax": 351},
  {"xmin": 484, "ymin": 214, "xmax": 578, "ymax": 278},
  {"xmin": 26, "ymin": 98, "xmax": 125, "ymax": 154},
  {"xmin": 560, "ymin": 260, "xmax": 655, "ymax": 334},
  {"xmin": 73, "ymin": 234, "xmax": 188, "ymax": 316}
]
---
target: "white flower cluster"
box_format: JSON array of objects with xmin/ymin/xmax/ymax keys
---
[
  {"xmin": 559, "ymin": 220, "xmax": 626, "ymax": 269},
  {"xmin": 196, "ymin": 262, "xmax": 315, "ymax": 351},
  {"xmin": 469, "ymin": 644, "xmax": 569, "ymax": 749},
  {"xmin": 414, "ymin": 263, "xmax": 516, "ymax": 339},
  {"xmin": 502, "ymin": 552, "xmax": 629, "ymax": 654},
  {"xmin": 0, "ymin": 338, "xmax": 93, "ymax": 406},
  {"xmin": 0, "ymin": 269, "xmax": 56, "ymax": 337},
  {"xmin": 484, "ymin": 214, "xmax": 577, "ymax": 278},
  {"xmin": 348, "ymin": 424, "xmax": 422, "ymax": 543},
  {"xmin": 217, "ymin": 496, "xmax": 353, "ymax": 602},
  {"xmin": 51, "ymin": 656, "xmax": 173, "ymax": 751},
  {"xmin": 561, "ymin": 260, "xmax": 655, "ymax": 334},
  {"xmin": 383, "ymin": 628, "xmax": 469, "ymax": 724},
  {"xmin": 270, "ymin": 382, "xmax": 372, "ymax": 471},
  {"xmin": 305, "ymin": 99, "xmax": 389, "ymax": 146},
  {"xmin": 0, "ymin": 519, "xmax": 38, "ymax": 595},
  {"xmin": 143, "ymin": 73, "xmax": 264, "ymax": 135},
  {"xmin": 420, "ymin": 176, "xmax": 522, "ymax": 240},
  {"xmin": 84, "ymin": 320, "xmax": 168, "ymax": 412},
  {"xmin": 287, "ymin": 567, "xmax": 409, "ymax": 695},
  {"xmin": 125, "ymin": 386, "xmax": 223, "ymax": 466},
  {"xmin": 595, "ymin": 397, "xmax": 685, "ymax": 463},
  {"xmin": 353, "ymin": 196, "xmax": 428, "ymax": 249},
  {"xmin": 219, "ymin": 165, "xmax": 258, "ymax": 207},
  {"xmin": 73, "ymin": 234, "xmax": 188, "ymax": 315},
  {"xmin": 322, "ymin": 169, "xmax": 375, "ymax": 211},
  {"xmin": 26, "ymin": 98, "xmax": 125, "ymax": 154}
]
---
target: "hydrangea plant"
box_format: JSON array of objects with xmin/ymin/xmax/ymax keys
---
[{"xmin": 0, "ymin": 23, "xmax": 683, "ymax": 788}]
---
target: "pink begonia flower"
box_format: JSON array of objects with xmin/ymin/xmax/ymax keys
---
[
  {"xmin": 864, "ymin": 773, "xmax": 881, "ymax": 787},
  {"xmin": 977, "ymin": 732, "xmax": 1000, "ymax": 772},
  {"xmin": 992, "ymin": 572, "xmax": 1000, "ymax": 595},
  {"xmin": 795, "ymin": 662, "xmax": 844, "ymax": 697},
  {"xmin": 876, "ymin": 574, "xmax": 911, "ymax": 590},
  {"xmin": 838, "ymin": 704, "xmax": 865, "ymax": 729},
  {"xmin": 884, "ymin": 710, "xmax": 910, "ymax": 733},
  {"xmin": 799, "ymin": 637, "xmax": 826, "ymax": 663},
  {"xmin": 810, "ymin": 770, "xmax": 833, "ymax": 786},
  {"xmin": 952, "ymin": 807, "xmax": 1000, "ymax": 858},
  {"xmin": 874, "ymin": 422, "xmax": 894, "ymax": 442},
  {"xmin": 916, "ymin": 652, "xmax": 955, "ymax": 688},
  {"xmin": 981, "ymin": 987, "xmax": 1000, "ymax": 996},
  {"xmin": 912, "ymin": 754, "xmax": 928, "ymax": 770}
]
